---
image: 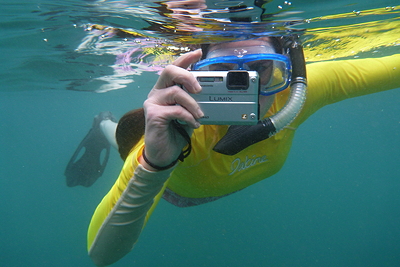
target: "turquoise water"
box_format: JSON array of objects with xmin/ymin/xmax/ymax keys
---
[{"xmin": 1, "ymin": 1, "xmax": 399, "ymax": 266}]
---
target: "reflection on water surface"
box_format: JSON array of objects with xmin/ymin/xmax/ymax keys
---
[{"xmin": 0, "ymin": 0, "xmax": 398, "ymax": 91}]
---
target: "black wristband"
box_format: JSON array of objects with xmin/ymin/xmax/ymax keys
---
[
  {"xmin": 141, "ymin": 120, "xmax": 192, "ymax": 171},
  {"xmin": 142, "ymin": 149, "xmax": 178, "ymax": 171}
]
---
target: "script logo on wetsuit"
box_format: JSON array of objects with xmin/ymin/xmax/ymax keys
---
[{"xmin": 229, "ymin": 155, "xmax": 268, "ymax": 175}]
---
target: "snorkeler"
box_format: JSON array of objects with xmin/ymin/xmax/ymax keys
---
[{"xmin": 71, "ymin": 33, "xmax": 400, "ymax": 266}]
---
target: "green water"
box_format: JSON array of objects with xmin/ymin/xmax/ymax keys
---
[{"xmin": 0, "ymin": 1, "xmax": 399, "ymax": 266}]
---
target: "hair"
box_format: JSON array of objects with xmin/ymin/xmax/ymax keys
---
[
  {"xmin": 270, "ymin": 37, "xmax": 285, "ymax": 54},
  {"xmin": 115, "ymin": 108, "xmax": 145, "ymax": 161}
]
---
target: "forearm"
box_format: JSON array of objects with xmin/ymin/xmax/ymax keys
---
[
  {"xmin": 310, "ymin": 54, "xmax": 400, "ymax": 105},
  {"xmin": 87, "ymin": 50, "xmax": 203, "ymax": 266},
  {"xmin": 294, "ymin": 54, "xmax": 400, "ymax": 126},
  {"xmin": 88, "ymin": 164, "xmax": 172, "ymax": 266}
]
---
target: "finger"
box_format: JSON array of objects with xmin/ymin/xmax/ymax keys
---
[
  {"xmin": 147, "ymin": 85, "xmax": 204, "ymax": 119},
  {"xmin": 153, "ymin": 49, "xmax": 202, "ymax": 91},
  {"xmin": 153, "ymin": 65, "xmax": 201, "ymax": 93},
  {"xmin": 172, "ymin": 49, "xmax": 202, "ymax": 69},
  {"xmin": 145, "ymin": 103, "xmax": 201, "ymax": 129}
]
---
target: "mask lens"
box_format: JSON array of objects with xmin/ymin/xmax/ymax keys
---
[
  {"xmin": 192, "ymin": 53, "xmax": 291, "ymax": 95},
  {"xmin": 260, "ymin": 60, "xmax": 290, "ymax": 95},
  {"xmin": 244, "ymin": 60, "xmax": 273, "ymax": 72},
  {"xmin": 208, "ymin": 63, "xmax": 239, "ymax": 71}
]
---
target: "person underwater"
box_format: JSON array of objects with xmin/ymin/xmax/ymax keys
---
[{"xmin": 62, "ymin": 31, "xmax": 400, "ymax": 265}]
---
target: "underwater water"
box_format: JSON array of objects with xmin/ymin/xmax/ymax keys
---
[{"xmin": 0, "ymin": 0, "xmax": 399, "ymax": 266}]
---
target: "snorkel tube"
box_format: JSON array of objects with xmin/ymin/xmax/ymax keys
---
[
  {"xmin": 268, "ymin": 36, "xmax": 307, "ymax": 136},
  {"xmin": 213, "ymin": 35, "xmax": 307, "ymax": 155}
]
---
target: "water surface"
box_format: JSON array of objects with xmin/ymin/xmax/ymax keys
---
[{"xmin": 0, "ymin": 1, "xmax": 399, "ymax": 266}]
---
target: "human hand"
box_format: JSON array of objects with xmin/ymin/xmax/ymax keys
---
[{"xmin": 140, "ymin": 49, "xmax": 204, "ymax": 171}]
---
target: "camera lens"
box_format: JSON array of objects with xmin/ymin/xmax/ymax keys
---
[{"xmin": 227, "ymin": 71, "xmax": 249, "ymax": 90}]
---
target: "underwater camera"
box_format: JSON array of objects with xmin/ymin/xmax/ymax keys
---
[{"xmin": 186, "ymin": 70, "xmax": 260, "ymax": 125}]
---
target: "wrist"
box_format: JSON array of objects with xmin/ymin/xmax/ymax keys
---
[
  {"xmin": 140, "ymin": 149, "xmax": 178, "ymax": 171},
  {"xmin": 138, "ymin": 155, "xmax": 159, "ymax": 172}
]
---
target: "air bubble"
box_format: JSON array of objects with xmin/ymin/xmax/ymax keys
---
[
  {"xmin": 352, "ymin": 10, "xmax": 361, "ymax": 15},
  {"xmin": 278, "ymin": 5, "xmax": 283, "ymax": 9}
]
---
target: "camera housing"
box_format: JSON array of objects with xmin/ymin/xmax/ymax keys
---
[{"xmin": 186, "ymin": 70, "xmax": 260, "ymax": 125}]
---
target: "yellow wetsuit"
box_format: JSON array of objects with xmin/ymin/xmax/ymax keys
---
[{"xmin": 88, "ymin": 54, "xmax": 400, "ymax": 266}]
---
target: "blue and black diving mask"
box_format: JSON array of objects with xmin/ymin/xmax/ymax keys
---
[{"xmin": 192, "ymin": 44, "xmax": 292, "ymax": 96}]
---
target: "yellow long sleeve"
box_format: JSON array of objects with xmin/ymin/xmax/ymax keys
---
[{"xmin": 295, "ymin": 54, "xmax": 400, "ymax": 126}]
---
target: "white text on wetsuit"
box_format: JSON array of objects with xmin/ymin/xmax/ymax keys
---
[{"xmin": 229, "ymin": 155, "xmax": 268, "ymax": 175}]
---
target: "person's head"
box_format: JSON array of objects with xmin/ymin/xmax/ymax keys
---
[
  {"xmin": 193, "ymin": 37, "xmax": 292, "ymax": 115},
  {"xmin": 204, "ymin": 35, "xmax": 307, "ymax": 155}
]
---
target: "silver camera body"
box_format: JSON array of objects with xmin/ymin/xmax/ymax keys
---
[{"xmin": 187, "ymin": 70, "xmax": 260, "ymax": 125}]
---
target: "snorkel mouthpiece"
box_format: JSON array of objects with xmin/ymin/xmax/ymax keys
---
[{"xmin": 213, "ymin": 35, "xmax": 307, "ymax": 155}]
